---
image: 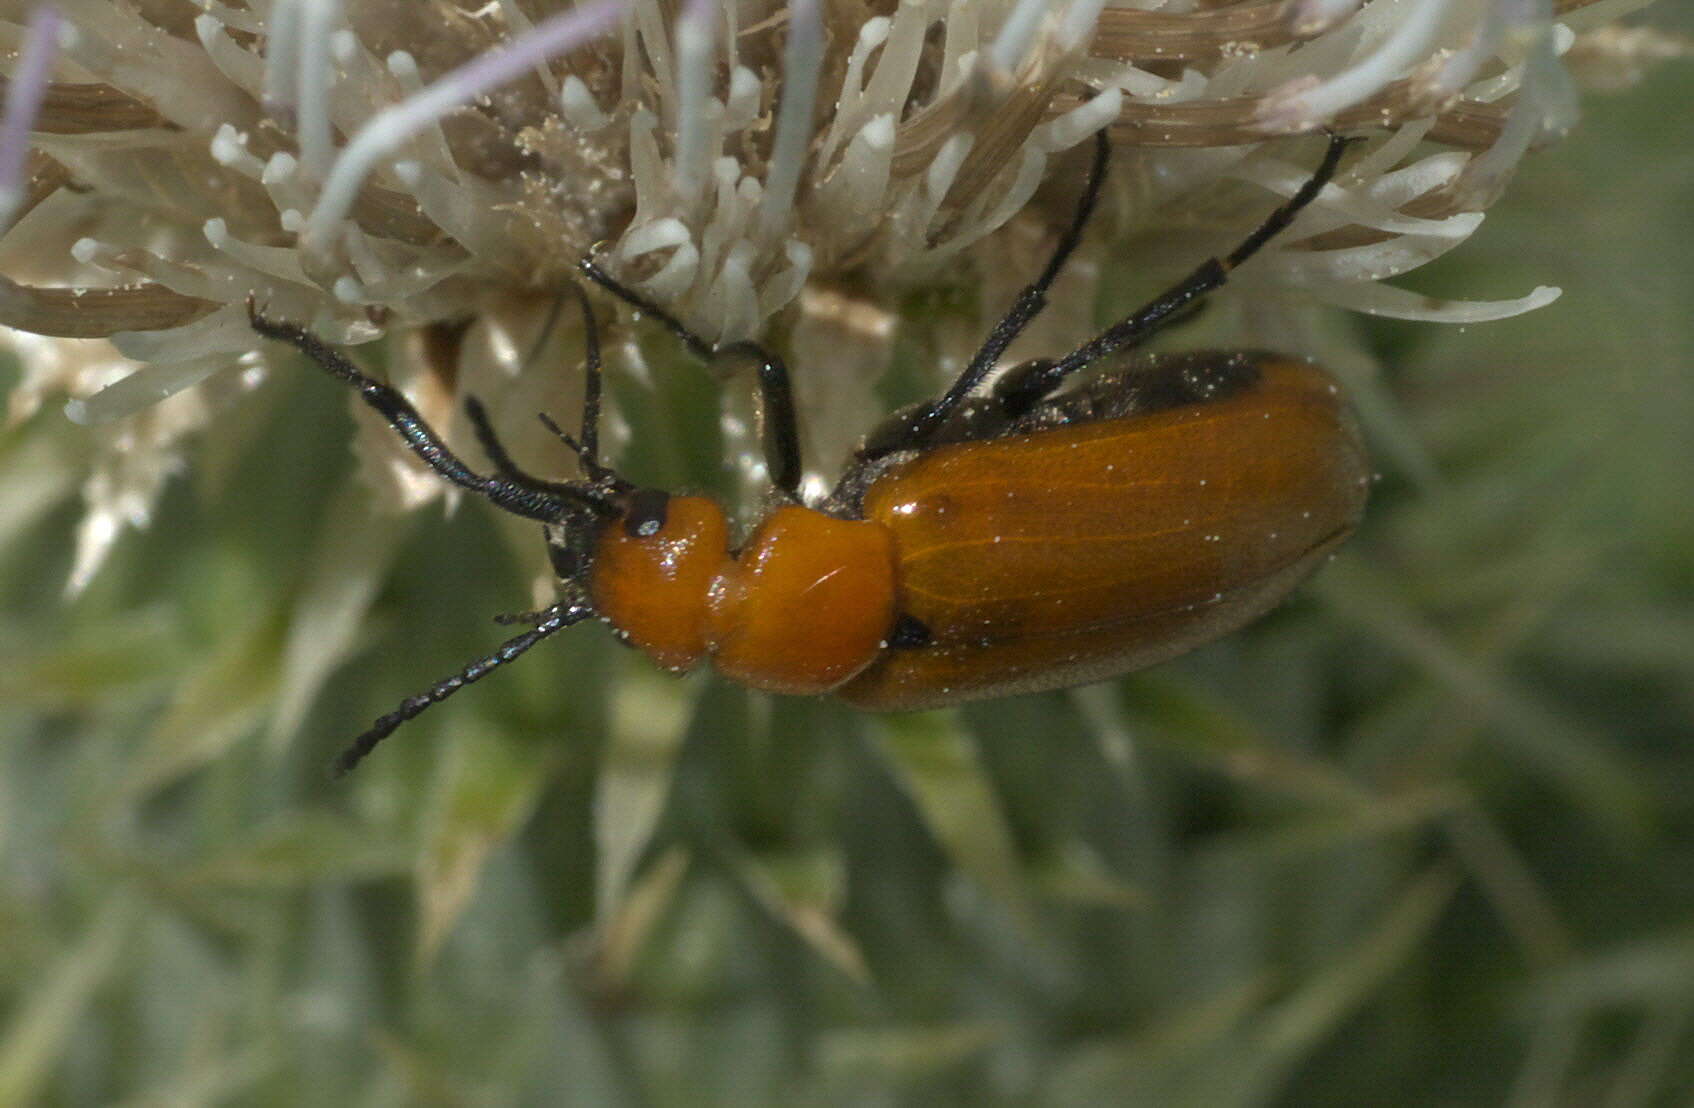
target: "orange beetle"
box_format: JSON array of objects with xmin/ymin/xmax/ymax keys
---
[{"xmin": 250, "ymin": 132, "xmax": 1367, "ymax": 775}]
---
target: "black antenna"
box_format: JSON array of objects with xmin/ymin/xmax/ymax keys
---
[{"xmin": 330, "ymin": 599, "xmax": 596, "ymax": 776}]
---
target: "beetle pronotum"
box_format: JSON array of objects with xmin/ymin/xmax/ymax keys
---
[{"xmin": 250, "ymin": 131, "xmax": 1369, "ymax": 775}]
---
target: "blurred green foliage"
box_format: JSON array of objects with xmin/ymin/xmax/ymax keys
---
[{"xmin": 3, "ymin": 33, "xmax": 1693, "ymax": 1108}]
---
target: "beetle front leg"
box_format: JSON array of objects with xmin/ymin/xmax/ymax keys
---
[{"xmin": 578, "ymin": 258, "xmax": 804, "ymax": 501}]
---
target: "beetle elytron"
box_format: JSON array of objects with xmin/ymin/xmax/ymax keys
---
[{"xmin": 249, "ymin": 132, "xmax": 1369, "ymax": 775}]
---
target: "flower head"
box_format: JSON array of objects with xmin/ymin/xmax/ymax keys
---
[{"xmin": 0, "ymin": 0, "xmax": 1666, "ymax": 581}]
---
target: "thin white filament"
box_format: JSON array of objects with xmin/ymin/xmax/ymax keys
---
[
  {"xmin": 296, "ymin": 0, "xmax": 341, "ymax": 180},
  {"xmin": 0, "ymin": 4, "xmax": 64, "ymax": 231},
  {"xmin": 1059, "ymin": 0, "xmax": 1108, "ymax": 52},
  {"xmin": 756, "ymin": 0, "xmax": 823, "ymax": 240},
  {"xmin": 1258, "ymin": 0, "xmax": 1457, "ymax": 129},
  {"xmin": 672, "ymin": 0, "xmax": 716, "ymax": 203},
  {"xmin": 261, "ymin": 0, "xmax": 302, "ymax": 117},
  {"xmin": 989, "ymin": 0, "xmax": 1049, "ymax": 73},
  {"xmin": 302, "ymin": 0, "xmax": 625, "ymax": 252}
]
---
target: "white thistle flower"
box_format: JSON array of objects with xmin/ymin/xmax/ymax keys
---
[{"xmin": 0, "ymin": 0, "xmax": 1666, "ymax": 588}]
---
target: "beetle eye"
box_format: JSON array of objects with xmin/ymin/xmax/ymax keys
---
[{"xmin": 624, "ymin": 488, "xmax": 672, "ymax": 538}]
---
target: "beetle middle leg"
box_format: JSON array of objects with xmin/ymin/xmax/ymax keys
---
[
  {"xmin": 464, "ymin": 395, "xmax": 539, "ymax": 480},
  {"xmin": 578, "ymin": 256, "xmax": 804, "ymax": 501}
]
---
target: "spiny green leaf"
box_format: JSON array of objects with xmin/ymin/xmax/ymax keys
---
[
  {"xmin": 721, "ymin": 844, "xmax": 866, "ymax": 984},
  {"xmin": 416, "ymin": 725, "xmax": 557, "ymax": 963},
  {"xmin": 118, "ymin": 605, "xmax": 284, "ymax": 798},
  {"xmin": 182, "ymin": 812, "xmax": 412, "ymax": 889},
  {"xmin": 268, "ymin": 482, "xmax": 413, "ymax": 750},
  {"xmin": 595, "ymin": 659, "xmax": 701, "ymax": 925},
  {"xmin": 867, "ymin": 711, "xmax": 1032, "ymax": 928},
  {"xmin": 0, "ymin": 895, "xmax": 134, "ymax": 1107}
]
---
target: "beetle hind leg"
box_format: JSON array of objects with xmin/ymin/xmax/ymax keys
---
[
  {"xmin": 863, "ymin": 129, "xmax": 1113, "ymax": 458},
  {"xmin": 1003, "ymin": 133, "xmax": 1356, "ymax": 408}
]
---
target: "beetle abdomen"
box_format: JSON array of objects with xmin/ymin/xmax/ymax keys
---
[{"xmin": 839, "ymin": 355, "xmax": 1369, "ymax": 710}]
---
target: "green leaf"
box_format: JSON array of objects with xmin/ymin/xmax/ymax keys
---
[
  {"xmin": 183, "ymin": 812, "xmax": 412, "ymax": 889},
  {"xmin": 1234, "ymin": 866, "xmax": 1460, "ymax": 1102},
  {"xmin": 722, "ymin": 844, "xmax": 867, "ymax": 984},
  {"xmin": 1315, "ymin": 557, "xmax": 1650, "ymax": 836},
  {"xmin": 118, "ymin": 606, "xmax": 282, "ymax": 798},
  {"xmin": 415, "ymin": 724, "xmax": 556, "ymax": 963},
  {"xmin": 267, "ymin": 482, "xmax": 412, "ymax": 750},
  {"xmin": 594, "ymin": 659, "xmax": 701, "ymax": 926},
  {"xmin": 867, "ymin": 711, "xmax": 1032, "ymax": 928},
  {"xmin": 0, "ymin": 896, "xmax": 133, "ymax": 1107}
]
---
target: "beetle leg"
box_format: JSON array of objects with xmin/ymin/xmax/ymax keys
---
[
  {"xmin": 1221, "ymin": 133, "xmax": 1357, "ymax": 272},
  {"xmin": 867, "ymin": 129, "xmax": 1111, "ymax": 457},
  {"xmin": 463, "ymin": 394, "xmax": 523, "ymax": 478},
  {"xmin": 571, "ymin": 282, "xmax": 607, "ymax": 473},
  {"xmin": 329, "ymin": 599, "xmax": 596, "ymax": 776},
  {"xmin": 472, "ymin": 287, "xmax": 627, "ymax": 493},
  {"xmin": 1008, "ymin": 133, "xmax": 1355, "ymax": 406},
  {"xmin": 578, "ymin": 256, "xmax": 805, "ymax": 502},
  {"xmin": 458, "ymin": 394, "xmax": 581, "ymax": 489},
  {"xmin": 460, "ymin": 393, "xmax": 633, "ymax": 531},
  {"xmin": 248, "ymin": 303, "xmax": 617, "ymax": 523},
  {"xmin": 534, "ymin": 411, "xmax": 624, "ymax": 492},
  {"xmin": 502, "ymin": 286, "xmax": 628, "ymax": 492},
  {"xmin": 518, "ymin": 289, "xmax": 568, "ymax": 379},
  {"xmin": 491, "ymin": 606, "xmax": 560, "ymax": 625},
  {"xmin": 721, "ymin": 338, "xmax": 801, "ymax": 500}
]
